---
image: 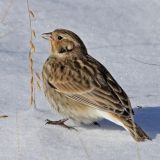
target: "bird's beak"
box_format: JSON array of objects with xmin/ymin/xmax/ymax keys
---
[{"xmin": 41, "ymin": 32, "xmax": 52, "ymax": 40}]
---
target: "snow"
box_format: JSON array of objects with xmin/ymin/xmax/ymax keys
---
[{"xmin": 0, "ymin": 0, "xmax": 160, "ymax": 159}]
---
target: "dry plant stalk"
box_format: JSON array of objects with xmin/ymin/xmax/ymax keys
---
[{"xmin": 27, "ymin": 0, "xmax": 41, "ymax": 108}]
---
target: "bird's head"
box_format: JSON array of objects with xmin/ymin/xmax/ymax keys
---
[{"xmin": 42, "ymin": 29, "xmax": 87, "ymax": 58}]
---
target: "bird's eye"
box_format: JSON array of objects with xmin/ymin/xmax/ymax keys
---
[{"xmin": 58, "ymin": 36, "xmax": 63, "ymax": 40}]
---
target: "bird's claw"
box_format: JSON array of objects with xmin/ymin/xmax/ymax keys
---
[{"xmin": 45, "ymin": 118, "xmax": 78, "ymax": 131}]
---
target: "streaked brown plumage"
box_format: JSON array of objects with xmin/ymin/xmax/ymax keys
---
[{"xmin": 42, "ymin": 28, "xmax": 151, "ymax": 142}]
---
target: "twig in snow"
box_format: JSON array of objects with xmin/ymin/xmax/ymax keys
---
[{"xmin": 0, "ymin": 115, "xmax": 8, "ymax": 119}]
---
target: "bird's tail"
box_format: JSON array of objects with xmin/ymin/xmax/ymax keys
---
[
  {"xmin": 121, "ymin": 118, "xmax": 151, "ymax": 142},
  {"xmin": 99, "ymin": 111, "xmax": 151, "ymax": 142}
]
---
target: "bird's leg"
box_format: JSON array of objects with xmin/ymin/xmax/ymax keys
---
[{"xmin": 45, "ymin": 118, "xmax": 77, "ymax": 131}]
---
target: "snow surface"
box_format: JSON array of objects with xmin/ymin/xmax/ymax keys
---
[{"xmin": 0, "ymin": 0, "xmax": 160, "ymax": 159}]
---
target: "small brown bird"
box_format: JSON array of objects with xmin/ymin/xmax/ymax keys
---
[{"xmin": 42, "ymin": 29, "xmax": 150, "ymax": 142}]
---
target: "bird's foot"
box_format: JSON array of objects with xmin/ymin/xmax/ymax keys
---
[
  {"xmin": 45, "ymin": 118, "xmax": 77, "ymax": 131},
  {"xmin": 93, "ymin": 121, "xmax": 101, "ymax": 127}
]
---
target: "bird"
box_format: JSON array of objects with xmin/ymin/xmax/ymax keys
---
[{"xmin": 41, "ymin": 28, "xmax": 151, "ymax": 142}]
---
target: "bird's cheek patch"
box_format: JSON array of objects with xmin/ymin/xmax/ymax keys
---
[{"xmin": 67, "ymin": 43, "xmax": 73, "ymax": 51}]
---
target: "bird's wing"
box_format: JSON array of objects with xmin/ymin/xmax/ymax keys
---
[{"xmin": 45, "ymin": 55, "xmax": 133, "ymax": 117}]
